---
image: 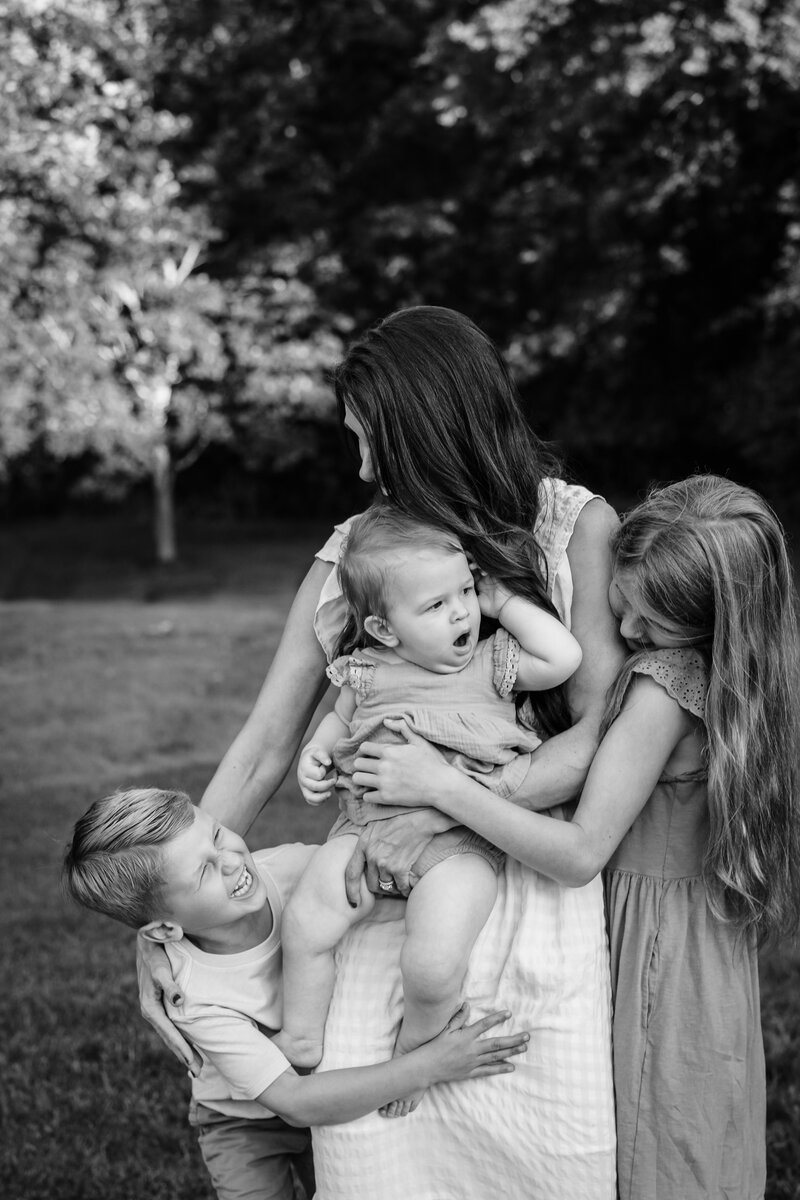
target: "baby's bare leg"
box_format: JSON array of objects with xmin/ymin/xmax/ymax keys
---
[
  {"xmin": 275, "ymin": 836, "xmax": 375, "ymax": 1069},
  {"xmin": 382, "ymin": 853, "xmax": 497, "ymax": 1117}
]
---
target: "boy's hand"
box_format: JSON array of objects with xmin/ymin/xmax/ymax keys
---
[
  {"xmin": 475, "ymin": 572, "xmax": 513, "ymax": 620},
  {"xmin": 424, "ymin": 1003, "xmax": 529, "ymax": 1084},
  {"xmin": 297, "ymin": 742, "xmax": 336, "ymax": 805}
]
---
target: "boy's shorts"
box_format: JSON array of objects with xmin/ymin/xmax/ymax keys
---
[{"xmin": 190, "ymin": 1100, "xmax": 314, "ymax": 1200}]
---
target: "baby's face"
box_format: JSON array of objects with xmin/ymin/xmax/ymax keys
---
[
  {"xmin": 156, "ymin": 809, "xmax": 268, "ymax": 938},
  {"xmin": 384, "ymin": 548, "xmax": 481, "ymax": 673}
]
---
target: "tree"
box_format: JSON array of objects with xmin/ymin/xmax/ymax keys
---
[
  {"xmin": 154, "ymin": 0, "xmax": 800, "ymax": 499},
  {"xmin": 0, "ymin": 0, "xmax": 344, "ymax": 545}
]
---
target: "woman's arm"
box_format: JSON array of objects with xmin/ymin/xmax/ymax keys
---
[
  {"xmin": 357, "ymin": 677, "xmax": 692, "ymax": 885},
  {"xmin": 140, "ymin": 558, "xmax": 333, "ymax": 1058},
  {"xmin": 511, "ymin": 498, "xmax": 627, "ymax": 809},
  {"xmin": 200, "ymin": 558, "xmax": 334, "ymax": 835}
]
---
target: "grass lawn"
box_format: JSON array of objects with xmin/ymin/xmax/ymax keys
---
[{"xmin": 1, "ymin": 513, "xmax": 798, "ymax": 1199}]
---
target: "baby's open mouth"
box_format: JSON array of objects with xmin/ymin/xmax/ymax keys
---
[{"xmin": 454, "ymin": 632, "xmax": 470, "ymax": 648}]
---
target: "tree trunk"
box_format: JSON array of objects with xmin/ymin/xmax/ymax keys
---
[{"xmin": 153, "ymin": 442, "xmax": 177, "ymax": 564}]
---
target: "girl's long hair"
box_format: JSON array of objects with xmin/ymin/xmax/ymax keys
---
[
  {"xmin": 332, "ymin": 305, "xmax": 570, "ymax": 736},
  {"xmin": 611, "ymin": 475, "xmax": 800, "ymax": 942}
]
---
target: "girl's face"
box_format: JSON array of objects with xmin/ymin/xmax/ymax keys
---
[
  {"xmin": 381, "ymin": 548, "xmax": 481, "ymax": 673},
  {"xmin": 343, "ymin": 405, "xmax": 376, "ymax": 484},
  {"xmin": 609, "ymin": 569, "xmax": 693, "ymax": 652}
]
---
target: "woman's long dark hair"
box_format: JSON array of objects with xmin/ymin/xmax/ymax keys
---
[{"xmin": 332, "ymin": 306, "xmax": 571, "ymax": 737}]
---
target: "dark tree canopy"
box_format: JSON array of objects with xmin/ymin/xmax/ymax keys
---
[{"xmin": 2, "ymin": 0, "xmax": 799, "ymax": 522}]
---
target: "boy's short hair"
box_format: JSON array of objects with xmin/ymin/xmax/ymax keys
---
[{"xmin": 63, "ymin": 787, "xmax": 194, "ymax": 928}]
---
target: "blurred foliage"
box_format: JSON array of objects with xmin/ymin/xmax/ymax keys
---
[{"xmin": 1, "ymin": 0, "xmax": 798, "ymax": 524}]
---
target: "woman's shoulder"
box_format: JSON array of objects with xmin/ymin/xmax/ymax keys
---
[
  {"xmin": 314, "ymin": 513, "xmax": 364, "ymax": 565},
  {"xmin": 535, "ymin": 478, "xmax": 612, "ymax": 566}
]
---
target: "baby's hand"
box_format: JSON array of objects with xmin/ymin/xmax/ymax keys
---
[
  {"xmin": 476, "ymin": 572, "xmax": 513, "ymax": 620},
  {"xmin": 297, "ymin": 743, "xmax": 336, "ymax": 806}
]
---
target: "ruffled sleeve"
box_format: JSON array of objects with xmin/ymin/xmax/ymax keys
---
[
  {"xmin": 491, "ymin": 629, "xmax": 522, "ymax": 698},
  {"xmin": 313, "ymin": 514, "xmax": 363, "ymax": 663},
  {"xmin": 607, "ymin": 647, "xmax": 708, "ymax": 726},
  {"xmin": 326, "ymin": 654, "xmax": 376, "ymax": 702},
  {"xmin": 534, "ymin": 479, "xmax": 604, "ymax": 629}
]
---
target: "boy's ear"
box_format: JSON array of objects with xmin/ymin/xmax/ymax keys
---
[
  {"xmin": 139, "ymin": 919, "xmax": 184, "ymax": 944},
  {"xmin": 364, "ymin": 613, "xmax": 399, "ymax": 648}
]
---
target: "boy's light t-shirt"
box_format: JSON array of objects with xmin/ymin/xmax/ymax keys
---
[{"xmin": 164, "ymin": 842, "xmax": 317, "ymax": 1120}]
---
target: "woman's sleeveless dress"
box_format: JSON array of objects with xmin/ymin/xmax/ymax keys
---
[
  {"xmin": 604, "ymin": 649, "xmax": 766, "ymax": 1200},
  {"xmin": 310, "ymin": 480, "xmax": 616, "ymax": 1200}
]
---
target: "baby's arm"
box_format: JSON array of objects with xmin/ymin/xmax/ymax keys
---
[
  {"xmin": 261, "ymin": 1005, "xmax": 528, "ymax": 1127},
  {"xmin": 477, "ymin": 575, "xmax": 582, "ymax": 691},
  {"xmin": 297, "ymin": 687, "xmax": 357, "ymax": 805}
]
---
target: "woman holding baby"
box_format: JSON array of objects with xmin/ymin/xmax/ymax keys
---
[{"xmin": 142, "ymin": 305, "xmax": 623, "ymax": 1199}]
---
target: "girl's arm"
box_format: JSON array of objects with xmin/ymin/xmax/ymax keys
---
[
  {"xmin": 477, "ymin": 579, "xmax": 582, "ymax": 690},
  {"xmin": 360, "ymin": 676, "xmax": 692, "ymax": 885},
  {"xmin": 200, "ymin": 559, "xmax": 334, "ymax": 834},
  {"xmin": 260, "ymin": 1005, "xmax": 528, "ymax": 1127}
]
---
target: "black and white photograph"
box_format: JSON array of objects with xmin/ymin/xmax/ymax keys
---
[{"xmin": 2, "ymin": 3, "xmax": 799, "ymax": 1198}]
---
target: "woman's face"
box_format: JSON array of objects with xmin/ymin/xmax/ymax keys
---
[{"xmin": 343, "ymin": 405, "xmax": 376, "ymax": 484}]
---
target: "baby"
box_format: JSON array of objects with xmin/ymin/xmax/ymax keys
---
[{"xmin": 275, "ymin": 506, "xmax": 581, "ymax": 1112}]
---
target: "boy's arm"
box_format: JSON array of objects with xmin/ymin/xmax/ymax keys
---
[
  {"xmin": 477, "ymin": 577, "xmax": 582, "ymax": 691},
  {"xmin": 259, "ymin": 1005, "xmax": 528, "ymax": 1127}
]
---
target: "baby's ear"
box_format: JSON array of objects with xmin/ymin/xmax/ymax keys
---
[
  {"xmin": 139, "ymin": 919, "xmax": 184, "ymax": 944},
  {"xmin": 364, "ymin": 614, "xmax": 398, "ymax": 648}
]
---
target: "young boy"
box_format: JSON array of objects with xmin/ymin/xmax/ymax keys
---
[{"xmin": 63, "ymin": 787, "xmax": 528, "ymax": 1200}]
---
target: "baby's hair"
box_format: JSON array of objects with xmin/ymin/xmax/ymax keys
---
[
  {"xmin": 63, "ymin": 787, "xmax": 194, "ymax": 929},
  {"xmin": 607, "ymin": 475, "xmax": 800, "ymax": 941},
  {"xmin": 334, "ymin": 505, "xmax": 464, "ymax": 657}
]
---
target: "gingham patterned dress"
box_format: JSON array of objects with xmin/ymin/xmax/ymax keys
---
[{"xmin": 310, "ymin": 480, "xmax": 616, "ymax": 1200}]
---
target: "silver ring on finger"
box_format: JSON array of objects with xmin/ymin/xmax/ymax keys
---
[{"xmin": 377, "ymin": 877, "xmax": 395, "ymax": 893}]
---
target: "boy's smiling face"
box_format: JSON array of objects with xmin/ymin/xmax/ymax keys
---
[{"xmin": 153, "ymin": 808, "xmax": 269, "ymax": 946}]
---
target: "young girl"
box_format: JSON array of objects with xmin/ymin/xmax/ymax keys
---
[
  {"xmin": 274, "ymin": 504, "xmax": 582, "ymax": 1112},
  {"xmin": 361, "ymin": 475, "xmax": 800, "ymax": 1193}
]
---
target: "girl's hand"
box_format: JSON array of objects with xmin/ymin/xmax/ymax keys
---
[
  {"xmin": 136, "ymin": 933, "xmax": 202, "ymax": 1074},
  {"xmin": 475, "ymin": 572, "xmax": 513, "ymax": 620},
  {"xmin": 423, "ymin": 1003, "xmax": 529, "ymax": 1084},
  {"xmin": 352, "ymin": 718, "xmax": 457, "ymax": 809},
  {"xmin": 297, "ymin": 742, "xmax": 336, "ymax": 806},
  {"xmin": 343, "ymin": 806, "xmax": 457, "ymax": 904}
]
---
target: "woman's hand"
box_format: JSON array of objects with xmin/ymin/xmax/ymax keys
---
[
  {"xmin": 343, "ymin": 806, "xmax": 457, "ymax": 904},
  {"xmin": 137, "ymin": 934, "xmax": 202, "ymax": 1074}
]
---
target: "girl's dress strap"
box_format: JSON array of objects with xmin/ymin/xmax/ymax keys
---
[{"xmin": 608, "ymin": 647, "xmax": 708, "ymax": 725}]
